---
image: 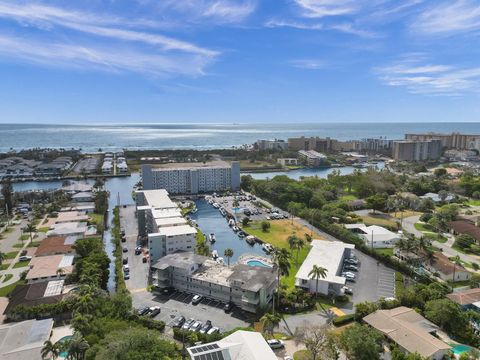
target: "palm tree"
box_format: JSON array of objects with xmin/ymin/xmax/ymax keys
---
[
  {"xmin": 64, "ymin": 333, "xmax": 89, "ymax": 360},
  {"xmin": 224, "ymin": 248, "xmax": 234, "ymax": 267},
  {"xmin": 41, "ymin": 340, "xmax": 60, "ymax": 360},
  {"xmin": 271, "ymin": 247, "xmax": 292, "ymax": 314},
  {"xmin": 260, "ymin": 312, "xmax": 281, "ymax": 339},
  {"xmin": 56, "ymin": 268, "xmax": 65, "ymax": 277},
  {"xmin": 309, "ymin": 265, "xmax": 329, "ymax": 316},
  {"xmin": 288, "ymin": 235, "xmax": 305, "ymax": 267},
  {"xmin": 452, "ymin": 255, "xmax": 461, "ymax": 287},
  {"xmin": 23, "ymin": 221, "xmax": 36, "ymax": 245},
  {"xmin": 308, "ymin": 265, "xmax": 328, "ymax": 296}
]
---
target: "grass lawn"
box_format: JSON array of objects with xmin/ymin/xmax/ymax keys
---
[
  {"xmin": 375, "ymin": 248, "xmax": 394, "ymax": 257},
  {"xmin": 4, "ymin": 251, "xmax": 18, "ymax": 259},
  {"xmin": 0, "ymin": 280, "xmax": 26, "ymax": 297},
  {"xmin": 452, "ymin": 244, "xmax": 467, "ymax": 254},
  {"xmin": 37, "ymin": 227, "xmax": 50, "ymax": 233},
  {"xmin": 362, "ymin": 215, "xmax": 397, "ymax": 229},
  {"xmin": 89, "ymin": 213, "xmax": 104, "ymax": 227},
  {"xmin": 13, "ymin": 260, "xmax": 30, "ymax": 268},
  {"xmin": 294, "ymin": 350, "xmax": 311, "ymax": 360},
  {"xmin": 467, "ymin": 199, "xmax": 480, "ymax": 206},
  {"xmin": 0, "ymin": 264, "xmax": 8, "ymax": 270},
  {"xmin": 246, "ymin": 219, "xmax": 321, "ymax": 288},
  {"xmin": 239, "ymin": 159, "xmax": 277, "ymax": 169},
  {"xmin": 339, "ymin": 194, "xmax": 358, "ymax": 201},
  {"xmin": 2, "ymin": 274, "xmax": 13, "ymax": 283},
  {"xmin": 415, "ymin": 222, "xmax": 434, "ymax": 232},
  {"xmin": 19, "ymin": 234, "xmax": 30, "ymax": 241},
  {"xmin": 12, "ymin": 243, "xmax": 25, "ymax": 248},
  {"xmin": 414, "ymin": 223, "xmax": 448, "ymax": 243}
]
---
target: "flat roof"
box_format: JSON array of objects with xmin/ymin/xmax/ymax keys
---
[
  {"xmin": 345, "ymin": 224, "xmax": 400, "ymax": 243},
  {"xmin": 296, "ymin": 240, "xmax": 354, "ymax": 285},
  {"xmin": 154, "ymin": 216, "xmax": 187, "ymax": 228},
  {"xmin": 0, "ymin": 319, "xmax": 54, "ymax": 360},
  {"xmin": 151, "ymin": 208, "xmax": 183, "ymax": 219},
  {"xmin": 152, "ymin": 252, "xmax": 209, "ymax": 270},
  {"xmin": 150, "ymin": 160, "xmax": 231, "ymax": 170},
  {"xmin": 137, "ymin": 190, "xmax": 177, "ymax": 209},
  {"xmin": 156, "ymin": 225, "xmax": 197, "ymax": 237},
  {"xmin": 26, "ymin": 255, "xmax": 74, "ymax": 280}
]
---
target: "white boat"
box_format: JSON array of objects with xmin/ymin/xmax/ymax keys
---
[
  {"xmin": 228, "ymin": 219, "xmax": 235, "ymax": 227},
  {"xmin": 219, "ymin": 208, "xmax": 226, "ymax": 217},
  {"xmin": 216, "ymin": 257, "xmax": 225, "ymax": 265},
  {"xmin": 213, "ymin": 203, "xmax": 220, "ymax": 209},
  {"xmin": 191, "ymin": 207, "xmax": 198, "ymax": 214},
  {"xmin": 209, "ymin": 233, "xmax": 216, "ymax": 243},
  {"xmin": 245, "ymin": 235, "xmax": 256, "ymax": 245},
  {"xmin": 212, "ymin": 250, "xmax": 218, "ymax": 259},
  {"xmin": 232, "ymin": 226, "xmax": 239, "ymax": 232}
]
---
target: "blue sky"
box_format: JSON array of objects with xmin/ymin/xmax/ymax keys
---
[{"xmin": 0, "ymin": 0, "xmax": 480, "ymax": 123}]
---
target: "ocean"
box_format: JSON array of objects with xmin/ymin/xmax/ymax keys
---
[{"xmin": 1, "ymin": 122, "xmax": 479, "ymax": 152}]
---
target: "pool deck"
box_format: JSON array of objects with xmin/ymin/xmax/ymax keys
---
[
  {"xmin": 51, "ymin": 325, "xmax": 74, "ymax": 343},
  {"xmin": 237, "ymin": 253, "xmax": 273, "ymax": 266}
]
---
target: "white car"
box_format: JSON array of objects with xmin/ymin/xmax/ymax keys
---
[
  {"xmin": 18, "ymin": 256, "xmax": 32, "ymax": 262},
  {"xmin": 207, "ymin": 327, "xmax": 220, "ymax": 335},
  {"xmin": 267, "ymin": 339, "xmax": 284, "ymax": 349},
  {"xmin": 342, "ymin": 272, "xmax": 356, "ymax": 279}
]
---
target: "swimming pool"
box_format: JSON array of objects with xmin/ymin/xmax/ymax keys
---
[
  {"xmin": 57, "ymin": 335, "xmax": 72, "ymax": 358},
  {"xmin": 450, "ymin": 343, "xmax": 474, "ymax": 355},
  {"xmin": 247, "ymin": 259, "xmax": 272, "ymax": 268}
]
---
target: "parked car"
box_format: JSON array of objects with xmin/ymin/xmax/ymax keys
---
[
  {"xmin": 207, "ymin": 327, "xmax": 220, "ymax": 335},
  {"xmin": 342, "ymin": 286, "xmax": 354, "ymax": 295},
  {"xmin": 121, "ymin": 228, "xmax": 125, "ymax": 236},
  {"xmin": 224, "ymin": 303, "xmax": 233, "ymax": 313},
  {"xmin": 122, "ymin": 257, "xmax": 128, "ymax": 265},
  {"xmin": 18, "ymin": 256, "xmax": 32, "ymax": 262},
  {"xmin": 192, "ymin": 295, "xmax": 203, "ymax": 305},
  {"xmin": 149, "ymin": 306, "xmax": 161, "ymax": 318},
  {"xmin": 137, "ymin": 307, "xmax": 150, "ymax": 316},
  {"xmin": 342, "ymin": 271, "xmax": 356, "ymax": 278},
  {"xmin": 124, "ymin": 273, "xmax": 130, "ymax": 280},
  {"xmin": 267, "ymin": 339, "xmax": 284, "ymax": 349},
  {"xmin": 172, "ymin": 315, "xmax": 186, "ymax": 328},
  {"xmin": 344, "ymin": 258, "xmax": 359, "ymax": 265},
  {"xmin": 189, "ymin": 321, "xmax": 203, "ymax": 332},
  {"xmin": 344, "ymin": 264, "xmax": 358, "ymax": 272},
  {"xmin": 199, "ymin": 320, "xmax": 212, "ymax": 334},
  {"xmin": 122, "ymin": 247, "xmax": 128, "ymax": 253},
  {"xmin": 123, "ymin": 264, "xmax": 130, "ymax": 273},
  {"xmin": 135, "ymin": 246, "xmax": 142, "ymax": 255},
  {"xmin": 182, "ymin": 318, "xmax": 195, "ymax": 331},
  {"xmin": 121, "ymin": 236, "xmax": 126, "ymax": 243}
]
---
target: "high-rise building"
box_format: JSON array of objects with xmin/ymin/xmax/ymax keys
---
[
  {"xmin": 288, "ymin": 136, "xmax": 334, "ymax": 152},
  {"xmin": 255, "ymin": 139, "xmax": 288, "ymax": 151},
  {"xmin": 141, "ymin": 161, "xmax": 240, "ymax": 194},
  {"xmin": 405, "ymin": 132, "xmax": 480, "ymax": 151},
  {"xmin": 392, "ymin": 139, "xmax": 442, "ymax": 162}
]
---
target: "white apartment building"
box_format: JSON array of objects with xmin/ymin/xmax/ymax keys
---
[
  {"xmin": 152, "ymin": 252, "xmax": 277, "ymax": 313},
  {"xmin": 295, "ymin": 240, "xmax": 354, "ymax": 296},
  {"xmin": 141, "ymin": 161, "xmax": 241, "ymax": 194},
  {"xmin": 136, "ymin": 189, "xmax": 197, "ymax": 263},
  {"xmin": 345, "ymin": 223, "xmax": 402, "ymax": 248},
  {"xmin": 298, "ymin": 150, "xmax": 328, "ymax": 167}
]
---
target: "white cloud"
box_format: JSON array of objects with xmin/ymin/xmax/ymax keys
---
[
  {"xmin": 264, "ymin": 18, "xmax": 378, "ymax": 38},
  {"xmin": 293, "ymin": 0, "xmax": 358, "ymax": 18},
  {"xmin": 0, "ymin": 2, "xmax": 219, "ymax": 76},
  {"xmin": 376, "ymin": 58, "xmax": 480, "ymax": 96},
  {"xmin": 159, "ymin": 0, "xmax": 256, "ymax": 24},
  {"xmin": 0, "ymin": 34, "xmax": 211, "ymax": 76},
  {"xmin": 289, "ymin": 59, "xmax": 325, "ymax": 70},
  {"xmin": 412, "ymin": 0, "xmax": 480, "ymax": 35}
]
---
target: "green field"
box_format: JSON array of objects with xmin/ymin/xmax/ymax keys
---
[
  {"xmin": 245, "ymin": 220, "xmax": 320, "ymax": 288},
  {"xmin": 0, "ymin": 280, "xmax": 26, "ymax": 297},
  {"xmin": 467, "ymin": 199, "xmax": 480, "ymax": 206},
  {"xmin": 4, "ymin": 251, "xmax": 18, "ymax": 259},
  {"xmin": 13, "ymin": 260, "xmax": 30, "ymax": 269},
  {"xmin": 375, "ymin": 248, "xmax": 394, "ymax": 257}
]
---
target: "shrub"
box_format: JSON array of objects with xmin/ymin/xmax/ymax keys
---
[{"xmin": 333, "ymin": 313, "xmax": 355, "ymax": 327}]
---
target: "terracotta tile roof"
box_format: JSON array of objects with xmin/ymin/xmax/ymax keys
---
[
  {"xmin": 449, "ymin": 220, "xmax": 480, "ymax": 242},
  {"xmin": 430, "ymin": 252, "xmax": 468, "ymax": 276},
  {"xmin": 447, "ymin": 288, "xmax": 480, "ymax": 306},
  {"xmin": 35, "ymin": 236, "xmax": 75, "ymax": 257}
]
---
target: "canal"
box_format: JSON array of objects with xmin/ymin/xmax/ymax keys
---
[{"xmin": 189, "ymin": 199, "xmax": 266, "ymax": 264}]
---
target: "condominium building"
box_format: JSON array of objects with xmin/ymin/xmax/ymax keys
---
[
  {"xmin": 141, "ymin": 161, "xmax": 241, "ymax": 194},
  {"xmin": 151, "ymin": 252, "xmax": 277, "ymax": 313},
  {"xmin": 255, "ymin": 139, "xmax": 288, "ymax": 151},
  {"xmin": 298, "ymin": 150, "xmax": 328, "ymax": 167},
  {"xmin": 136, "ymin": 189, "xmax": 197, "ymax": 263},
  {"xmin": 392, "ymin": 140, "xmax": 442, "ymax": 162},
  {"xmin": 288, "ymin": 136, "xmax": 334, "ymax": 152},
  {"xmin": 405, "ymin": 132, "xmax": 480, "ymax": 151},
  {"xmin": 295, "ymin": 240, "xmax": 355, "ymax": 296}
]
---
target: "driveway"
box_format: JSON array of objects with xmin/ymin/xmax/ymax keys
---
[{"xmin": 119, "ymin": 205, "xmax": 148, "ymax": 292}]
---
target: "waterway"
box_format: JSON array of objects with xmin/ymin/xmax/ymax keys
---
[
  {"xmin": 244, "ymin": 162, "xmax": 385, "ymax": 180},
  {"xmin": 189, "ymin": 200, "xmax": 266, "ymax": 264}
]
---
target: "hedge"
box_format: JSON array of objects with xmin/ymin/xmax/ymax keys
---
[
  {"xmin": 112, "ymin": 207, "xmax": 127, "ymax": 292},
  {"xmin": 332, "ymin": 313, "xmax": 355, "ymax": 327}
]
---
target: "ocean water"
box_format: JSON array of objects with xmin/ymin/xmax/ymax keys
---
[{"xmin": 0, "ymin": 122, "xmax": 479, "ymax": 152}]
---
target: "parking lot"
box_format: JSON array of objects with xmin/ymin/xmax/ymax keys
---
[
  {"xmin": 343, "ymin": 249, "xmax": 396, "ymax": 310},
  {"xmin": 132, "ymin": 289, "xmax": 251, "ymax": 333},
  {"xmin": 119, "ymin": 205, "xmax": 149, "ymax": 291}
]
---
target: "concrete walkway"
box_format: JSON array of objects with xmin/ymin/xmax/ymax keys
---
[{"xmin": 0, "ymin": 219, "xmax": 25, "ymax": 253}]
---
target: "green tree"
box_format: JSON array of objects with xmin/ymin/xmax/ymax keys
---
[
  {"xmin": 271, "ymin": 247, "xmax": 292, "ymax": 314},
  {"xmin": 296, "ymin": 325, "xmax": 338, "ymax": 360},
  {"xmin": 261, "ymin": 221, "xmax": 271, "ymax": 232},
  {"xmin": 242, "ymin": 217, "xmax": 250, "ymax": 227},
  {"xmin": 365, "ymin": 194, "xmax": 386, "ymax": 214},
  {"xmin": 1, "ymin": 179, "xmax": 13, "ymax": 216},
  {"xmin": 424, "ymin": 298, "xmax": 468, "ymax": 335},
  {"xmin": 63, "ymin": 333, "xmax": 89, "ymax": 360},
  {"xmin": 308, "ymin": 265, "xmax": 328, "ymax": 296},
  {"xmin": 355, "ymin": 301, "xmax": 379, "ymax": 319},
  {"xmin": 260, "ymin": 312, "xmax": 281, "ymax": 339},
  {"xmin": 224, "ymin": 248, "xmax": 234, "ymax": 267},
  {"xmin": 41, "ymin": 340, "xmax": 60, "ymax": 360},
  {"xmin": 339, "ymin": 323, "xmax": 384, "ymax": 360},
  {"xmin": 288, "ymin": 235, "xmax": 305, "ymax": 267},
  {"xmin": 23, "ymin": 220, "xmax": 36, "ymax": 245}
]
